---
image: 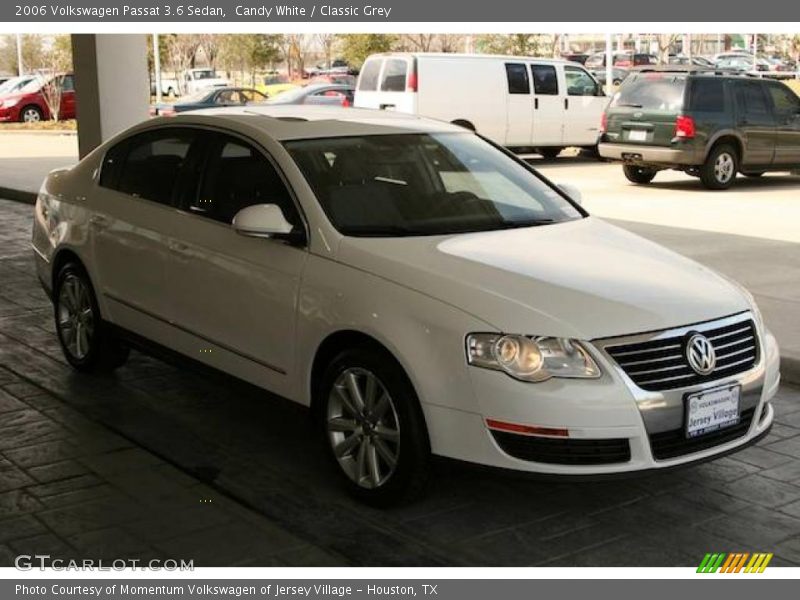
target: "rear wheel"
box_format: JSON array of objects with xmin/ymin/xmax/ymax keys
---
[
  {"xmin": 54, "ymin": 263, "xmax": 129, "ymax": 372},
  {"xmin": 539, "ymin": 147, "xmax": 563, "ymax": 160},
  {"xmin": 319, "ymin": 346, "xmax": 430, "ymax": 505},
  {"xmin": 623, "ymin": 164, "xmax": 657, "ymax": 184},
  {"xmin": 700, "ymin": 144, "xmax": 738, "ymax": 190}
]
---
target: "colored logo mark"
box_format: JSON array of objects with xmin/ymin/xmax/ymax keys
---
[{"xmin": 697, "ymin": 552, "xmax": 773, "ymax": 573}]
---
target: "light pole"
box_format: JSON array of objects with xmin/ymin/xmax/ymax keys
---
[
  {"xmin": 153, "ymin": 33, "xmax": 162, "ymax": 103},
  {"xmin": 16, "ymin": 33, "xmax": 24, "ymax": 75},
  {"xmin": 605, "ymin": 32, "xmax": 613, "ymax": 95}
]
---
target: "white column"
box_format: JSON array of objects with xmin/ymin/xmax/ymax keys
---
[
  {"xmin": 16, "ymin": 34, "xmax": 24, "ymax": 75},
  {"xmin": 153, "ymin": 33, "xmax": 162, "ymax": 103},
  {"xmin": 71, "ymin": 34, "xmax": 149, "ymax": 158}
]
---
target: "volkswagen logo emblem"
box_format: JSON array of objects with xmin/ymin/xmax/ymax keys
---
[{"xmin": 686, "ymin": 333, "xmax": 716, "ymax": 375}]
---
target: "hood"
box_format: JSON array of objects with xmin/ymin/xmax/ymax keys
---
[{"xmin": 336, "ymin": 217, "xmax": 749, "ymax": 340}]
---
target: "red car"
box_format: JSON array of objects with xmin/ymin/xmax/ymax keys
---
[{"xmin": 0, "ymin": 73, "xmax": 76, "ymax": 123}]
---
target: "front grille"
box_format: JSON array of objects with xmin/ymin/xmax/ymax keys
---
[
  {"xmin": 649, "ymin": 408, "xmax": 755, "ymax": 460},
  {"xmin": 605, "ymin": 318, "xmax": 758, "ymax": 391},
  {"xmin": 490, "ymin": 431, "xmax": 631, "ymax": 465}
]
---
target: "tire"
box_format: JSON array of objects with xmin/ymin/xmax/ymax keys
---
[
  {"xmin": 319, "ymin": 346, "xmax": 430, "ymax": 506},
  {"xmin": 623, "ymin": 164, "xmax": 657, "ymax": 184},
  {"xmin": 700, "ymin": 144, "xmax": 738, "ymax": 190},
  {"xmin": 54, "ymin": 262, "xmax": 129, "ymax": 373},
  {"xmin": 743, "ymin": 171, "xmax": 765, "ymax": 178},
  {"xmin": 20, "ymin": 105, "xmax": 43, "ymax": 123},
  {"xmin": 539, "ymin": 147, "xmax": 563, "ymax": 160}
]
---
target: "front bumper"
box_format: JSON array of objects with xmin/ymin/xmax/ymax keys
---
[
  {"xmin": 598, "ymin": 142, "xmax": 698, "ymax": 167},
  {"xmin": 426, "ymin": 314, "xmax": 779, "ymax": 475}
]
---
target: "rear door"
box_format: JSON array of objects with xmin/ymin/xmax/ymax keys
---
[
  {"xmin": 562, "ymin": 65, "xmax": 606, "ymax": 146},
  {"xmin": 376, "ymin": 57, "xmax": 415, "ymax": 113},
  {"xmin": 732, "ymin": 80, "xmax": 776, "ymax": 167},
  {"xmin": 60, "ymin": 74, "xmax": 76, "ymax": 119},
  {"xmin": 503, "ymin": 62, "xmax": 533, "ymax": 146},
  {"xmin": 353, "ymin": 57, "xmax": 383, "ymax": 109},
  {"xmin": 765, "ymin": 81, "xmax": 800, "ymax": 165},
  {"xmin": 529, "ymin": 63, "xmax": 563, "ymax": 146}
]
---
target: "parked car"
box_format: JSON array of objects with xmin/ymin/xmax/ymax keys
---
[
  {"xmin": 256, "ymin": 73, "xmax": 298, "ymax": 98},
  {"xmin": 264, "ymin": 83, "xmax": 353, "ymax": 106},
  {"xmin": 716, "ymin": 55, "xmax": 770, "ymax": 73},
  {"xmin": 308, "ymin": 73, "xmax": 357, "ymax": 87},
  {"xmin": 585, "ymin": 52, "xmax": 659, "ymax": 69},
  {"xmin": 154, "ymin": 68, "xmax": 230, "ymax": 97},
  {"xmin": 599, "ymin": 70, "xmax": 800, "ymax": 189},
  {"xmin": 668, "ymin": 55, "xmax": 715, "ymax": 68},
  {"xmin": 0, "ymin": 74, "xmax": 36, "ymax": 95},
  {"xmin": 590, "ymin": 67, "xmax": 630, "ymax": 86},
  {"xmin": 33, "ymin": 105, "xmax": 778, "ymax": 503},
  {"xmin": 0, "ymin": 73, "xmax": 76, "ymax": 123},
  {"xmin": 561, "ymin": 53, "xmax": 590, "ymax": 65},
  {"xmin": 150, "ymin": 87, "xmax": 267, "ymax": 116},
  {"xmin": 355, "ymin": 53, "xmax": 608, "ymax": 158}
]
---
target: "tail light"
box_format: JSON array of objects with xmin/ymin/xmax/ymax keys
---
[
  {"xmin": 675, "ymin": 115, "xmax": 696, "ymax": 139},
  {"xmin": 341, "ymin": 95, "xmax": 351, "ymax": 107},
  {"xmin": 599, "ymin": 112, "xmax": 608, "ymax": 134},
  {"xmin": 407, "ymin": 69, "xmax": 418, "ymax": 92}
]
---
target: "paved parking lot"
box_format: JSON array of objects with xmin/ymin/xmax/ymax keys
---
[{"xmin": 1, "ymin": 197, "xmax": 800, "ymax": 567}]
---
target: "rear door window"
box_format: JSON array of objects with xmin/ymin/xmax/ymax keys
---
[
  {"xmin": 734, "ymin": 82, "xmax": 770, "ymax": 116},
  {"xmin": 766, "ymin": 83, "xmax": 800, "ymax": 116},
  {"xmin": 530, "ymin": 65, "xmax": 558, "ymax": 95},
  {"xmin": 505, "ymin": 63, "xmax": 530, "ymax": 95},
  {"xmin": 688, "ymin": 79, "xmax": 726, "ymax": 112},
  {"xmin": 380, "ymin": 59, "xmax": 408, "ymax": 92},
  {"xmin": 106, "ymin": 128, "xmax": 195, "ymax": 206},
  {"xmin": 358, "ymin": 59, "xmax": 382, "ymax": 91}
]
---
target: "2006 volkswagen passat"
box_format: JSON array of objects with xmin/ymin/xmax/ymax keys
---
[{"xmin": 32, "ymin": 106, "xmax": 779, "ymax": 504}]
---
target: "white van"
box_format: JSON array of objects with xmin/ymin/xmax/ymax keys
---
[{"xmin": 354, "ymin": 53, "xmax": 609, "ymax": 157}]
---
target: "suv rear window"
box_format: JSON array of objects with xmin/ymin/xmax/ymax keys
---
[
  {"xmin": 611, "ymin": 75, "xmax": 686, "ymax": 111},
  {"xmin": 358, "ymin": 59, "xmax": 382, "ymax": 91},
  {"xmin": 688, "ymin": 79, "xmax": 726, "ymax": 112}
]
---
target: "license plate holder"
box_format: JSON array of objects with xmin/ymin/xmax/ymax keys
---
[
  {"xmin": 685, "ymin": 385, "xmax": 741, "ymax": 439},
  {"xmin": 628, "ymin": 129, "xmax": 648, "ymax": 141}
]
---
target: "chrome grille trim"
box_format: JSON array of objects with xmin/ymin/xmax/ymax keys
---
[{"xmin": 597, "ymin": 312, "xmax": 760, "ymax": 392}]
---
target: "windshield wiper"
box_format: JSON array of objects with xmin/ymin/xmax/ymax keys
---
[
  {"xmin": 617, "ymin": 102, "xmax": 643, "ymax": 108},
  {"xmin": 340, "ymin": 225, "xmax": 431, "ymax": 237}
]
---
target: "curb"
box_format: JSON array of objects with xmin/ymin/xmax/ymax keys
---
[
  {"xmin": 0, "ymin": 129, "xmax": 77, "ymax": 136},
  {"xmin": 0, "ymin": 186, "xmax": 798, "ymax": 389}
]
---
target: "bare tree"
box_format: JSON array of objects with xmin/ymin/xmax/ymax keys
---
[
  {"xmin": 287, "ymin": 34, "xmax": 313, "ymax": 78},
  {"xmin": 165, "ymin": 34, "xmax": 201, "ymax": 93},
  {"xmin": 437, "ymin": 34, "xmax": 464, "ymax": 53},
  {"xmin": 316, "ymin": 33, "xmax": 336, "ymax": 69},
  {"xmin": 39, "ymin": 35, "xmax": 72, "ymax": 122},
  {"xmin": 198, "ymin": 34, "xmax": 220, "ymax": 68},
  {"xmin": 400, "ymin": 34, "xmax": 436, "ymax": 52},
  {"xmin": 655, "ymin": 34, "xmax": 681, "ymax": 63}
]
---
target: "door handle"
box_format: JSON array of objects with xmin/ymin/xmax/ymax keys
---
[
  {"xmin": 534, "ymin": 98, "xmax": 539, "ymax": 110},
  {"xmin": 564, "ymin": 98, "xmax": 569, "ymax": 110},
  {"xmin": 379, "ymin": 103, "xmax": 395, "ymax": 110}
]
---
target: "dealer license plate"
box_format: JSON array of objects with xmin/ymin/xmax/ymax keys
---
[
  {"xmin": 685, "ymin": 386, "xmax": 741, "ymax": 438},
  {"xmin": 628, "ymin": 129, "xmax": 647, "ymax": 141}
]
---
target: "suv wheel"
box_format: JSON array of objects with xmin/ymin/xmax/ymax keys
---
[
  {"xmin": 623, "ymin": 164, "xmax": 657, "ymax": 184},
  {"xmin": 320, "ymin": 347, "xmax": 430, "ymax": 505},
  {"xmin": 54, "ymin": 263, "xmax": 129, "ymax": 372},
  {"xmin": 701, "ymin": 144, "xmax": 738, "ymax": 190},
  {"xmin": 539, "ymin": 147, "xmax": 563, "ymax": 160}
]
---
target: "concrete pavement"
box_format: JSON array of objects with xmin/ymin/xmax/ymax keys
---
[{"xmin": 0, "ymin": 132, "xmax": 77, "ymax": 203}]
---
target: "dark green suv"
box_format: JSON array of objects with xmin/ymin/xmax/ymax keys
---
[{"xmin": 598, "ymin": 70, "xmax": 800, "ymax": 189}]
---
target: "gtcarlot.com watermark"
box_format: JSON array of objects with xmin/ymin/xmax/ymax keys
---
[{"xmin": 15, "ymin": 554, "xmax": 194, "ymax": 571}]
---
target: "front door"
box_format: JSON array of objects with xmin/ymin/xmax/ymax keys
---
[
  {"xmin": 529, "ymin": 63, "xmax": 563, "ymax": 147},
  {"xmin": 164, "ymin": 131, "xmax": 308, "ymax": 396},
  {"xmin": 504, "ymin": 62, "xmax": 533, "ymax": 146},
  {"xmin": 562, "ymin": 65, "xmax": 607, "ymax": 146},
  {"xmin": 60, "ymin": 74, "xmax": 76, "ymax": 119},
  {"xmin": 733, "ymin": 80, "xmax": 776, "ymax": 168},
  {"xmin": 765, "ymin": 81, "xmax": 800, "ymax": 166}
]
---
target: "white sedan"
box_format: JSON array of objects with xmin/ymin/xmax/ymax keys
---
[{"xmin": 32, "ymin": 106, "xmax": 780, "ymax": 504}]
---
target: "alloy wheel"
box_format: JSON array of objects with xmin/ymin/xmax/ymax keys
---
[
  {"xmin": 714, "ymin": 152, "xmax": 735, "ymax": 184},
  {"xmin": 326, "ymin": 367, "xmax": 401, "ymax": 489},
  {"xmin": 22, "ymin": 108, "xmax": 41, "ymax": 123},
  {"xmin": 57, "ymin": 274, "xmax": 95, "ymax": 360}
]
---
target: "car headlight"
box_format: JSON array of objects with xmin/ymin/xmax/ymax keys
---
[{"xmin": 466, "ymin": 333, "xmax": 601, "ymax": 382}]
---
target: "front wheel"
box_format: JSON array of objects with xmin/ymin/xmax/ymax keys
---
[
  {"xmin": 623, "ymin": 164, "xmax": 657, "ymax": 184},
  {"xmin": 20, "ymin": 105, "xmax": 43, "ymax": 123},
  {"xmin": 320, "ymin": 347, "xmax": 430, "ymax": 505},
  {"xmin": 700, "ymin": 144, "xmax": 738, "ymax": 190},
  {"xmin": 54, "ymin": 263, "xmax": 129, "ymax": 372}
]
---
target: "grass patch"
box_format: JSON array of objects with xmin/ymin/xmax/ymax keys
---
[{"xmin": 0, "ymin": 119, "xmax": 76, "ymax": 131}]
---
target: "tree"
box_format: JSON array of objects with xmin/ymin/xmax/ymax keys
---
[
  {"xmin": 39, "ymin": 35, "xmax": 73, "ymax": 122},
  {"xmin": 477, "ymin": 34, "xmax": 541, "ymax": 56},
  {"xmin": 164, "ymin": 34, "xmax": 201, "ymax": 92},
  {"xmin": 219, "ymin": 34, "xmax": 281, "ymax": 85},
  {"xmin": 0, "ymin": 34, "xmax": 44, "ymax": 74},
  {"xmin": 337, "ymin": 34, "xmax": 397, "ymax": 68},
  {"xmin": 654, "ymin": 34, "xmax": 681, "ymax": 63},
  {"xmin": 399, "ymin": 34, "xmax": 436, "ymax": 52},
  {"xmin": 315, "ymin": 33, "xmax": 336, "ymax": 69},
  {"xmin": 198, "ymin": 34, "xmax": 221, "ymax": 68},
  {"xmin": 287, "ymin": 34, "xmax": 313, "ymax": 77}
]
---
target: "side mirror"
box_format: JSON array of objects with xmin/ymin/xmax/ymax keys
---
[
  {"xmin": 233, "ymin": 204, "xmax": 299, "ymax": 241},
  {"xmin": 558, "ymin": 183, "xmax": 583, "ymax": 205}
]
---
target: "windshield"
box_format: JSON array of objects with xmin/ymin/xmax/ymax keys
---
[
  {"xmin": 611, "ymin": 75, "xmax": 686, "ymax": 111},
  {"xmin": 193, "ymin": 69, "xmax": 216, "ymax": 79},
  {"xmin": 0, "ymin": 76, "xmax": 33, "ymax": 94},
  {"xmin": 285, "ymin": 133, "xmax": 583, "ymax": 237},
  {"xmin": 19, "ymin": 76, "xmax": 46, "ymax": 93}
]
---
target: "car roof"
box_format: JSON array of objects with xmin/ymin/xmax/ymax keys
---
[
  {"xmin": 369, "ymin": 52, "xmax": 574, "ymax": 65},
  {"xmin": 170, "ymin": 105, "xmax": 467, "ymax": 140}
]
